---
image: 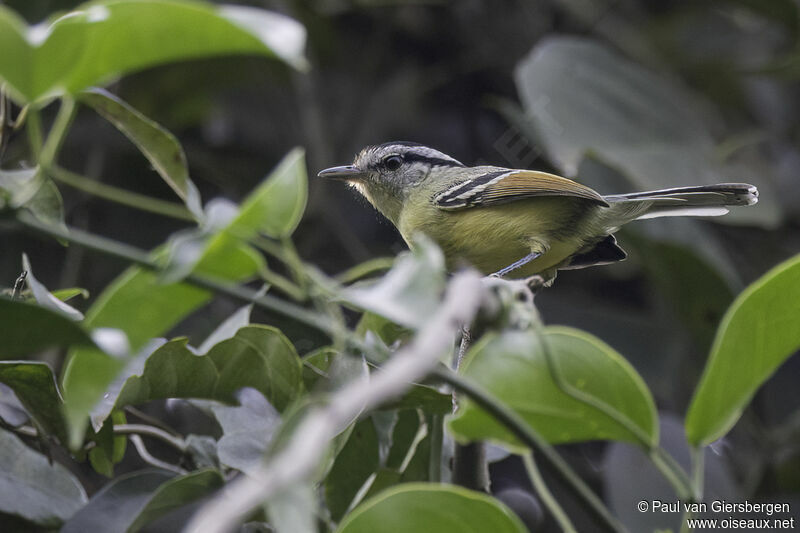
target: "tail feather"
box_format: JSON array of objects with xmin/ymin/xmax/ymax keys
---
[{"xmin": 603, "ymin": 183, "xmax": 758, "ymax": 221}]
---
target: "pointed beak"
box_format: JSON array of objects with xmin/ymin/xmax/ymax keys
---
[{"xmin": 317, "ymin": 165, "xmax": 368, "ymax": 181}]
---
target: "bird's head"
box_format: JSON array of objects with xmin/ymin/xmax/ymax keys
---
[{"xmin": 318, "ymin": 141, "xmax": 464, "ymax": 223}]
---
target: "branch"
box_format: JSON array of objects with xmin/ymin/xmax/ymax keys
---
[{"xmin": 184, "ymin": 271, "xmax": 485, "ymax": 533}]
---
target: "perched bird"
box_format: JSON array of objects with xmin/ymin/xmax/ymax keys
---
[{"xmin": 319, "ymin": 142, "xmax": 758, "ymax": 285}]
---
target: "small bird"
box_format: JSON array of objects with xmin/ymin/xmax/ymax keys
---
[{"xmin": 319, "ymin": 142, "xmax": 758, "ymax": 285}]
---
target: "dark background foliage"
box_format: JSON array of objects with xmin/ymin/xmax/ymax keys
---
[{"xmin": 2, "ymin": 0, "xmax": 799, "ymax": 530}]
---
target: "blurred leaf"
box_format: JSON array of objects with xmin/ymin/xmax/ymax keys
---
[
  {"xmin": 197, "ymin": 294, "xmax": 256, "ymax": 353},
  {"xmin": 61, "ymin": 469, "xmax": 223, "ymax": 533},
  {"xmin": 326, "ymin": 418, "xmax": 380, "ymax": 521},
  {"xmin": 379, "ymin": 384, "xmax": 451, "ymax": 414},
  {"xmin": 79, "ymin": 88, "xmax": 202, "ymax": 219},
  {"xmin": 686, "ymin": 254, "xmax": 800, "ymax": 446},
  {"xmin": 0, "ymin": 384, "xmax": 29, "ymax": 427},
  {"xmin": 0, "ymin": 428, "xmax": 87, "ymax": 527},
  {"xmin": 336, "ymin": 483, "xmax": 526, "ymax": 533},
  {"xmin": 514, "ymin": 36, "xmax": 778, "ymax": 227},
  {"xmin": 448, "ymin": 327, "xmax": 658, "ymax": 449},
  {"xmin": 385, "ymin": 410, "xmax": 423, "ymax": 471},
  {"xmin": 0, "ymin": 298, "xmax": 97, "ymax": 359},
  {"xmin": 229, "ymin": 148, "xmax": 308, "ymax": 239},
  {"xmin": 266, "ymin": 482, "xmax": 316, "ymax": 533},
  {"xmin": 632, "ymin": 238, "xmax": 734, "ymax": 347},
  {"xmin": 0, "ymin": 361, "xmax": 68, "ymax": 444},
  {"xmin": 51, "ymin": 287, "xmax": 89, "ymax": 302},
  {"xmin": 0, "ymin": 168, "xmax": 65, "ymax": 229},
  {"xmin": 211, "ymin": 387, "xmax": 281, "ymax": 473},
  {"xmin": 344, "ymin": 237, "xmax": 446, "ymax": 329},
  {"xmin": 301, "ymin": 346, "xmax": 337, "ymax": 391},
  {"xmin": 22, "ymin": 253, "xmax": 84, "ymax": 320},
  {"xmin": 0, "ymin": 1, "xmax": 307, "ymax": 104},
  {"xmin": 356, "ymin": 312, "xmax": 411, "ymax": 347},
  {"xmin": 88, "ymin": 411, "xmax": 127, "ymax": 477}
]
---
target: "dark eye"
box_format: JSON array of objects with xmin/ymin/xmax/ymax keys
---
[{"xmin": 382, "ymin": 155, "xmax": 403, "ymax": 171}]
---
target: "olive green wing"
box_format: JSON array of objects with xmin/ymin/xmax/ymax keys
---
[{"xmin": 433, "ymin": 169, "xmax": 608, "ymax": 210}]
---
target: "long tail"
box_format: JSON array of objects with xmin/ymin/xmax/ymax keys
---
[{"xmin": 603, "ymin": 183, "xmax": 758, "ymax": 221}]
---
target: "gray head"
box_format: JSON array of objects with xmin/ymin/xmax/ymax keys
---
[{"xmin": 318, "ymin": 141, "xmax": 465, "ymax": 223}]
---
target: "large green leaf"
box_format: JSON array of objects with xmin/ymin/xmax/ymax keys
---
[
  {"xmin": 336, "ymin": 483, "xmax": 526, "ymax": 533},
  {"xmin": 92, "ymin": 326, "xmax": 302, "ymax": 430},
  {"xmin": 0, "ymin": 0, "xmax": 307, "ymax": 104},
  {"xmin": 686, "ymin": 254, "xmax": 800, "ymax": 446},
  {"xmin": 0, "ymin": 362, "xmax": 68, "ymax": 445},
  {"xmin": 0, "ymin": 168, "xmax": 65, "ymax": 229},
  {"xmin": 0, "ymin": 428, "xmax": 87, "ymax": 527},
  {"xmin": 0, "ymin": 298, "xmax": 97, "ymax": 359},
  {"xmin": 514, "ymin": 36, "xmax": 777, "ymax": 227},
  {"xmin": 79, "ymin": 88, "xmax": 202, "ymax": 219},
  {"xmin": 61, "ymin": 469, "xmax": 223, "ymax": 533},
  {"xmin": 448, "ymin": 327, "xmax": 658, "ymax": 449},
  {"xmin": 228, "ymin": 147, "xmax": 308, "ymax": 239},
  {"xmin": 61, "ymin": 234, "xmax": 263, "ymax": 446}
]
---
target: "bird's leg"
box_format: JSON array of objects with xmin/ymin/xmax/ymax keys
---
[{"xmin": 490, "ymin": 251, "xmax": 542, "ymax": 278}]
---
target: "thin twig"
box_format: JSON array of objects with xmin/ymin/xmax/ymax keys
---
[
  {"xmin": 114, "ymin": 423, "xmax": 187, "ymax": 453},
  {"xmin": 129, "ymin": 434, "xmax": 186, "ymax": 475},
  {"xmin": 523, "ymin": 452, "xmax": 577, "ymax": 533},
  {"xmin": 184, "ymin": 271, "xmax": 484, "ymax": 533}
]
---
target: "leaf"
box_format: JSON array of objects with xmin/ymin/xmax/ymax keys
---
[
  {"xmin": 344, "ymin": 237, "xmax": 447, "ymax": 329},
  {"xmin": 61, "ymin": 469, "xmax": 223, "ymax": 533},
  {"xmin": 79, "ymin": 88, "xmax": 202, "ymax": 219},
  {"xmin": 61, "ymin": 237, "xmax": 262, "ymax": 447},
  {"xmin": 0, "ymin": 1, "xmax": 307, "ymax": 104},
  {"xmin": 686, "ymin": 254, "xmax": 800, "ymax": 446},
  {"xmin": 514, "ymin": 36, "xmax": 778, "ymax": 227},
  {"xmin": 265, "ymin": 483, "xmax": 316, "ymax": 533},
  {"xmin": 51, "ymin": 287, "xmax": 90, "ymax": 302},
  {"xmin": 197, "ymin": 293, "xmax": 256, "ymax": 353},
  {"xmin": 0, "ymin": 428, "xmax": 87, "ymax": 527},
  {"xmin": 336, "ymin": 483, "xmax": 526, "ymax": 533},
  {"xmin": 0, "ymin": 362, "xmax": 68, "ymax": 445},
  {"xmin": 93, "ymin": 326, "xmax": 302, "ymax": 431},
  {"xmin": 211, "ymin": 387, "xmax": 281, "ymax": 473},
  {"xmin": 448, "ymin": 327, "xmax": 658, "ymax": 449},
  {"xmin": 229, "ymin": 148, "xmax": 308, "ymax": 239},
  {"xmin": 22, "ymin": 253, "xmax": 84, "ymax": 321},
  {"xmin": 0, "ymin": 168, "xmax": 65, "ymax": 229},
  {"xmin": 0, "ymin": 298, "xmax": 97, "ymax": 359},
  {"xmin": 325, "ymin": 418, "xmax": 380, "ymax": 521},
  {"xmin": 379, "ymin": 384, "xmax": 452, "ymax": 415}
]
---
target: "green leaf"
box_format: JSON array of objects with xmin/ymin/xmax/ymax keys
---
[
  {"xmin": 344, "ymin": 237, "xmax": 446, "ymax": 329},
  {"xmin": 88, "ymin": 411, "xmax": 127, "ymax": 477},
  {"xmin": 336, "ymin": 483, "xmax": 526, "ymax": 533},
  {"xmin": 22, "ymin": 253, "xmax": 84, "ymax": 321},
  {"xmin": 0, "ymin": 168, "xmax": 65, "ymax": 229},
  {"xmin": 686, "ymin": 254, "xmax": 800, "ymax": 446},
  {"xmin": 448, "ymin": 327, "xmax": 658, "ymax": 449},
  {"xmin": 229, "ymin": 148, "xmax": 308, "ymax": 239},
  {"xmin": 514, "ymin": 36, "xmax": 777, "ymax": 227},
  {"xmin": 61, "ymin": 237, "xmax": 262, "ymax": 447},
  {"xmin": 380, "ymin": 384, "xmax": 452, "ymax": 415},
  {"xmin": 326, "ymin": 418, "xmax": 380, "ymax": 521},
  {"xmin": 266, "ymin": 483, "xmax": 316, "ymax": 533},
  {"xmin": 0, "ymin": 361, "xmax": 68, "ymax": 445},
  {"xmin": 93, "ymin": 326, "xmax": 302, "ymax": 431},
  {"xmin": 79, "ymin": 88, "xmax": 202, "ymax": 219},
  {"xmin": 51, "ymin": 287, "xmax": 90, "ymax": 302},
  {"xmin": 0, "ymin": 1, "xmax": 307, "ymax": 104},
  {"xmin": 61, "ymin": 469, "xmax": 223, "ymax": 533},
  {"xmin": 0, "ymin": 428, "xmax": 87, "ymax": 527},
  {"xmin": 0, "ymin": 298, "xmax": 97, "ymax": 359}
]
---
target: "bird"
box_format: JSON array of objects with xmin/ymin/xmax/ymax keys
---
[{"xmin": 318, "ymin": 141, "xmax": 758, "ymax": 286}]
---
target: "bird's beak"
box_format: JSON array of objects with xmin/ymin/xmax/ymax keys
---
[{"xmin": 317, "ymin": 165, "xmax": 368, "ymax": 181}]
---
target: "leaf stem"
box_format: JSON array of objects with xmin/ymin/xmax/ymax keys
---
[
  {"xmin": 48, "ymin": 166, "xmax": 195, "ymax": 221},
  {"xmin": 523, "ymin": 451, "xmax": 577, "ymax": 533},
  {"xmin": 40, "ymin": 97, "xmax": 76, "ymax": 168},
  {"xmin": 432, "ymin": 366, "xmax": 627, "ymax": 533},
  {"xmin": 114, "ymin": 423, "xmax": 187, "ymax": 453},
  {"xmin": 26, "ymin": 108, "xmax": 43, "ymax": 159},
  {"xmin": 129, "ymin": 434, "xmax": 186, "ymax": 474}
]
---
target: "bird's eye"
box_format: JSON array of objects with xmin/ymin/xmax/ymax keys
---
[{"xmin": 382, "ymin": 155, "xmax": 403, "ymax": 171}]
